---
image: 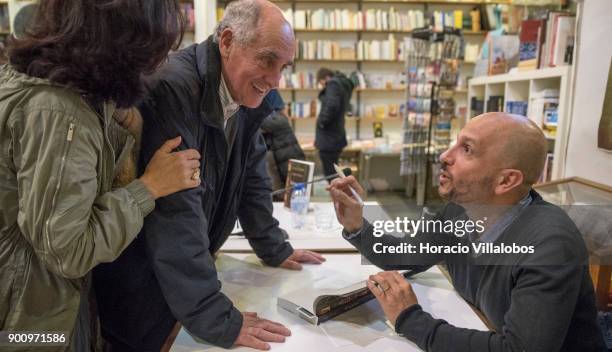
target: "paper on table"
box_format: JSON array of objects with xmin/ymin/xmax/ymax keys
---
[{"xmin": 320, "ymin": 320, "xmax": 385, "ymax": 348}]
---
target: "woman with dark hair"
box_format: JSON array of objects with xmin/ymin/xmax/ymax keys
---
[{"xmin": 0, "ymin": 1, "xmax": 201, "ymax": 350}]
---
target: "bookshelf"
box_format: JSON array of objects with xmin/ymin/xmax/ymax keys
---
[
  {"xmin": 253, "ymin": 0, "xmax": 509, "ymax": 142},
  {"xmin": 280, "ymin": 87, "xmax": 406, "ymax": 92},
  {"xmin": 467, "ymin": 66, "xmax": 572, "ymax": 181},
  {"xmin": 295, "ymin": 28, "xmax": 487, "ymax": 34},
  {"xmin": 269, "ymin": 0, "xmax": 512, "ymax": 4}
]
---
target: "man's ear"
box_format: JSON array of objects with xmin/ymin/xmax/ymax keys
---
[
  {"xmin": 494, "ymin": 169, "xmax": 524, "ymax": 196},
  {"xmin": 219, "ymin": 28, "xmax": 233, "ymax": 58}
]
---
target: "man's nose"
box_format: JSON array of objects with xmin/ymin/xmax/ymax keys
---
[
  {"xmin": 265, "ymin": 70, "xmax": 282, "ymax": 89},
  {"xmin": 440, "ymin": 147, "xmax": 453, "ymax": 166}
]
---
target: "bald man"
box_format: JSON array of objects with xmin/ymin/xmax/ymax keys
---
[
  {"xmin": 93, "ymin": 0, "xmax": 325, "ymax": 350},
  {"xmin": 329, "ymin": 113, "xmax": 605, "ymax": 351}
]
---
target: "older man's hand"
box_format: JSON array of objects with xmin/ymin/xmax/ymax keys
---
[
  {"xmin": 234, "ymin": 312, "xmax": 291, "ymax": 350},
  {"xmin": 279, "ymin": 249, "xmax": 326, "ymax": 270},
  {"xmin": 367, "ymin": 271, "xmax": 418, "ymax": 325}
]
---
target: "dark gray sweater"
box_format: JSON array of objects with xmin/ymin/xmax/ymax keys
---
[{"xmin": 347, "ymin": 190, "xmax": 605, "ymax": 352}]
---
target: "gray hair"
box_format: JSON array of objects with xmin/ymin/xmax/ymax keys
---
[{"xmin": 213, "ymin": 0, "xmax": 261, "ymax": 46}]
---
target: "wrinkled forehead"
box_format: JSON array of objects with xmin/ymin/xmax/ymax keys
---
[
  {"xmin": 251, "ymin": 25, "xmax": 295, "ymax": 65},
  {"xmin": 257, "ymin": 21, "xmax": 295, "ymax": 51},
  {"xmin": 461, "ymin": 117, "xmax": 511, "ymax": 151}
]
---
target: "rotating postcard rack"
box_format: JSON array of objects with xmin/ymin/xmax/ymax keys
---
[{"xmin": 401, "ymin": 28, "xmax": 462, "ymax": 206}]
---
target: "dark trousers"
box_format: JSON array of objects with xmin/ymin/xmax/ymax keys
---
[{"xmin": 319, "ymin": 150, "xmax": 342, "ymax": 182}]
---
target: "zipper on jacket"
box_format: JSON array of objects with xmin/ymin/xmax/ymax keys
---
[
  {"xmin": 44, "ymin": 122, "xmax": 76, "ymax": 278},
  {"xmin": 67, "ymin": 123, "xmax": 75, "ymax": 141}
]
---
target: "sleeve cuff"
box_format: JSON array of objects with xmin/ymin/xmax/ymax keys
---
[
  {"xmin": 125, "ymin": 179, "xmax": 155, "ymax": 216},
  {"xmin": 214, "ymin": 308, "xmax": 244, "ymax": 348},
  {"xmin": 394, "ymin": 304, "xmax": 423, "ymax": 333},
  {"xmin": 262, "ymin": 241, "xmax": 294, "ymax": 267},
  {"xmin": 342, "ymin": 227, "xmax": 363, "ymax": 240}
]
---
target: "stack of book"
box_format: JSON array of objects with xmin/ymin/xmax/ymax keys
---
[
  {"xmin": 528, "ymin": 89, "xmax": 559, "ymax": 137},
  {"xmin": 279, "ymin": 72, "xmax": 317, "ymax": 89},
  {"xmin": 486, "ymin": 96, "xmax": 504, "ymax": 113},
  {"xmin": 296, "ymin": 39, "xmax": 356, "ymax": 60},
  {"xmin": 360, "ymin": 103, "xmax": 404, "ymax": 119},
  {"xmin": 362, "ymin": 72, "xmax": 406, "ymax": 89},
  {"xmin": 282, "ymin": 8, "xmax": 425, "ymax": 31},
  {"xmin": 467, "ymin": 4, "xmax": 505, "ymax": 32},
  {"xmin": 356, "ymin": 35, "xmax": 403, "ymax": 61},
  {"xmin": 518, "ymin": 12, "xmax": 576, "ymax": 71},
  {"xmin": 470, "ymin": 97, "xmax": 485, "ymax": 117},
  {"xmin": 288, "ymin": 100, "xmax": 320, "ymax": 119},
  {"xmin": 297, "ymin": 37, "xmax": 406, "ymax": 61},
  {"xmin": 362, "ymin": 8, "xmax": 425, "ymax": 31},
  {"xmin": 506, "ymin": 101, "xmax": 529, "ymax": 116},
  {"xmin": 280, "ymin": 71, "xmax": 405, "ymax": 90}
]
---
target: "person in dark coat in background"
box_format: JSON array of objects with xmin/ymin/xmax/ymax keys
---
[
  {"xmin": 92, "ymin": 1, "xmax": 325, "ymax": 351},
  {"xmin": 314, "ymin": 67, "xmax": 355, "ymax": 180},
  {"xmin": 261, "ymin": 89, "xmax": 305, "ymax": 193}
]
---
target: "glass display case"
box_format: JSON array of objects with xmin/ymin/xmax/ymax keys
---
[{"xmin": 536, "ymin": 177, "xmax": 612, "ymax": 311}]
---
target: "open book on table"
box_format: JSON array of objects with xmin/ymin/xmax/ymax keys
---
[{"xmin": 277, "ymin": 268, "xmax": 424, "ymax": 325}]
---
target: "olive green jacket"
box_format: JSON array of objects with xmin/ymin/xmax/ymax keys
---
[{"xmin": 0, "ymin": 65, "xmax": 155, "ymax": 351}]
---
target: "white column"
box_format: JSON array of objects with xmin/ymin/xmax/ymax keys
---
[{"xmin": 194, "ymin": 0, "xmax": 218, "ymax": 43}]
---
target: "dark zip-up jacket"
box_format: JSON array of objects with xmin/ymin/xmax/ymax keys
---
[
  {"xmin": 93, "ymin": 37, "xmax": 293, "ymax": 350},
  {"xmin": 314, "ymin": 73, "xmax": 354, "ymax": 152},
  {"xmin": 260, "ymin": 110, "xmax": 305, "ymax": 184}
]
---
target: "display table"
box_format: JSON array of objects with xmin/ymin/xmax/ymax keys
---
[
  {"xmin": 171, "ymin": 253, "xmax": 488, "ymax": 352},
  {"xmin": 222, "ymin": 202, "xmax": 385, "ymax": 252}
]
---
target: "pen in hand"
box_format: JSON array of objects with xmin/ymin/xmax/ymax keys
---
[{"xmin": 333, "ymin": 164, "xmax": 364, "ymax": 206}]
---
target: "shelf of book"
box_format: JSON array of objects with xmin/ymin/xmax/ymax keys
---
[
  {"xmin": 467, "ymin": 66, "xmax": 572, "ymax": 181},
  {"xmin": 280, "ymin": 87, "xmax": 406, "ymax": 92},
  {"xmin": 294, "ymin": 28, "xmax": 487, "ymax": 35},
  {"xmin": 214, "ymin": 0, "xmax": 514, "ymax": 143},
  {"xmin": 261, "ymin": 0, "xmax": 511, "ymax": 4},
  {"xmin": 290, "ymin": 117, "xmax": 403, "ymax": 121},
  {"xmin": 295, "ymin": 58, "xmax": 402, "ymax": 63}
]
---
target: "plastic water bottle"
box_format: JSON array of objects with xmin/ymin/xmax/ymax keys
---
[{"xmin": 290, "ymin": 183, "xmax": 309, "ymax": 229}]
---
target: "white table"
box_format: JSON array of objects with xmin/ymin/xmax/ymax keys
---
[
  {"xmin": 222, "ymin": 202, "xmax": 383, "ymax": 252},
  {"xmin": 171, "ymin": 253, "xmax": 488, "ymax": 352}
]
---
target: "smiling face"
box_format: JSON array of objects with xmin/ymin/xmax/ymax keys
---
[{"xmin": 218, "ymin": 18, "xmax": 295, "ymax": 108}]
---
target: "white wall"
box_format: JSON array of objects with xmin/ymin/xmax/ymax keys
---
[{"xmin": 564, "ymin": 0, "xmax": 612, "ymax": 186}]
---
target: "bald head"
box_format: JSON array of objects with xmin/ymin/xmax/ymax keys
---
[{"xmin": 469, "ymin": 112, "xmax": 547, "ymax": 186}]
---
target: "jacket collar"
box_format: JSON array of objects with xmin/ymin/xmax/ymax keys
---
[{"xmin": 195, "ymin": 36, "xmax": 273, "ymax": 132}]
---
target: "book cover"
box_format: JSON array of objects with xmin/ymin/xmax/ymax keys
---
[
  {"xmin": 518, "ymin": 19, "xmax": 545, "ymax": 70},
  {"xmin": 373, "ymin": 121, "xmax": 384, "ymax": 138},
  {"xmin": 489, "ymin": 35, "xmax": 520, "ymax": 75},
  {"xmin": 551, "ymin": 16, "xmax": 575, "ymax": 67},
  {"xmin": 283, "ymin": 159, "xmax": 315, "ymax": 208}
]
